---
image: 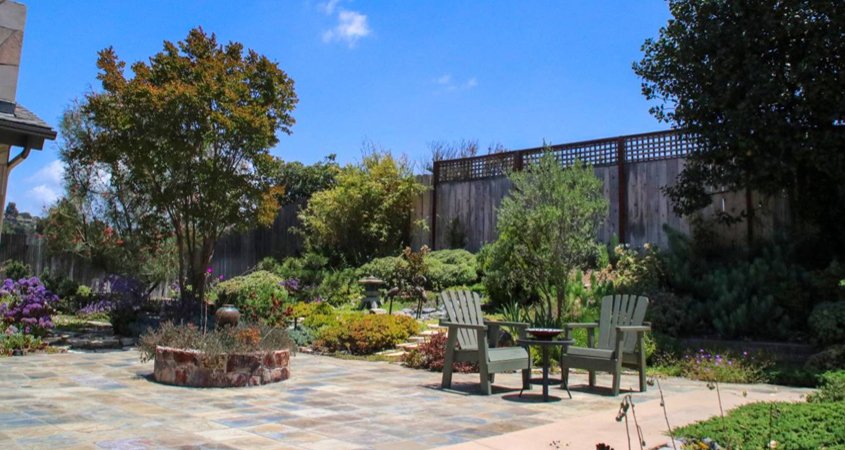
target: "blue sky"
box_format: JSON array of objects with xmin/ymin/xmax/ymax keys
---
[{"xmin": 8, "ymin": 0, "xmax": 671, "ymax": 215}]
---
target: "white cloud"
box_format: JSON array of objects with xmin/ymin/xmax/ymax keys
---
[
  {"xmin": 28, "ymin": 159, "xmax": 64, "ymax": 185},
  {"xmin": 319, "ymin": 0, "xmax": 341, "ymax": 15},
  {"xmin": 322, "ymin": 9, "xmax": 371, "ymax": 47},
  {"xmin": 433, "ymin": 74, "xmax": 478, "ymax": 92},
  {"xmin": 27, "ymin": 184, "xmax": 60, "ymax": 208}
]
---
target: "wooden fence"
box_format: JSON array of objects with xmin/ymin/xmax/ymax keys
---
[{"xmin": 413, "ymin": 130, "xmax": 790, "ymax": 251}]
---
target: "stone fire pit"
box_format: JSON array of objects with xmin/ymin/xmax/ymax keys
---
[{"xmin": 153, "ymin": 346, "xmax": 291, "ymax": 387}]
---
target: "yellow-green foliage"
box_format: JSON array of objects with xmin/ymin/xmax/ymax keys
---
[
  {"xmin": 297, "ymin": 151, "xmax": 427, "ymax": 266},
  {"xmin": 315, "ymin": 314, "xmax": 421, "ymax": 355}
]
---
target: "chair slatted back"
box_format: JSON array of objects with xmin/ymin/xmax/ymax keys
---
[
  {"xmin": 440, "ymin": 290, "xmax": 485, "ymax": 350},
  {"xmin": 597, "ymin": 295, "xmax": 649, "ymax": 353}
]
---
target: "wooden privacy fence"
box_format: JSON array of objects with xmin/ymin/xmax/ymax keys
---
[{"xmin": 412, "ymin": 130, "xmax": 789, "ymax": 251}]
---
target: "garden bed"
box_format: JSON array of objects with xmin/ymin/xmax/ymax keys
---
[{"xmin": 153, "ymin": 346, "xmax": 291, "ymax": 387}]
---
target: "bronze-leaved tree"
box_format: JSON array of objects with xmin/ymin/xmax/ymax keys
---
[
  {"xmin": 68, "ymin": 28, "xmax": 297, "ymax": 306},
  {"xmin": 485, "ymin": 151, "xmax": 607, "ymax": 326}
]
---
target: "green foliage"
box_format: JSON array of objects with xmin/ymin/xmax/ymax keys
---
[
  {"xmin": 73, "ymin": 28, "xmax": 297, "ymax": 306},
  {"xmin": 214, "ymin": 271, "xmax": 290, "ymax": 325},
  {"xmin": 608, "ymin": 244, "xmax": 663, "ymax": 294},
  {"xmin": 482, "ymin": 152, "xmax": 608, "ymax": 325},
  {"xmin": 356, "ymin": 249, "xmax": 479, "ymax": 293},
  {"xmin": 805, "ymin": 345, "xmax": 845, "ymax": 373},
  {"xmin": 635, "ymin": 0, "xmax": 845, "ymax": 257},
  {"xmin": 316, "ymin": 269, "xmax": 363, "ymax": 306},
  {"xmin": 807, "ymin": 371, "xmax": 845, "ymax": 403},
  {"xmin": 645, "ymin": 290, "xmax": 694, "ymax": 338},
  {"xmin": 297, "ymin": 150, "xmax": 427, "ymax": 266},
  {"xmin": 808, "ymin": 301, "xmax": 845, "ymax": 346},
  {"xmin": 40, "ymin": 270, "xmax": 88, "ymax": 315},
  {"xmin": 314, "ymin": 313, "xmax": 420, "ymax": 355},
  {"xmin": 1, "ymin": 260, "xmax": 30, "ymax": 281},
  {"xmin": 661, "ymin": 229, "xmax": 811, "ymax": 339},
  {"xmin": 0, "ymin": 333, "xmax": 44, "ymax": 356},
  {"xmin": 392, "ymin": 247, "xmax": 429, "ymax": 317},
  {"xmin": 675, "ymin": 401, "xmax": 845, "ymax": 449},
  {"xmin": 272, "ymin": 155, "xmax": 340, "ymax": 206},
  {"xmin": 426, "ymin": 249, "xmax": 479, "ymax": 290}
]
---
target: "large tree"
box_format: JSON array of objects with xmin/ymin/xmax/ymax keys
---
[
  {"xmin": 634, "ymin": 1, "xmax": 845, "ymax": 255},
  {"xmin": 68, "ymin": 28, "xmax": 297, "ymax": 304}
]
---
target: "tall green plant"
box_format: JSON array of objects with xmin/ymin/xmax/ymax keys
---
[
  {"xmin": 483, "ymin": 151, "xmax": 607, "ymax": 326},
  {"xmin": 297, "ymin": 150, "xmax": 426, "ymax": 266}
]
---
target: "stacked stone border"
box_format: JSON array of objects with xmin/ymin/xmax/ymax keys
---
[{"xmin": 153, "ymin": 346, "xmax": 291, "ymax": 387}]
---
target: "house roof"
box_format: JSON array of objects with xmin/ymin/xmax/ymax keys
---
[{"xmin": 0, "ymin": 102, "xmax": 57, "ymax": 150}]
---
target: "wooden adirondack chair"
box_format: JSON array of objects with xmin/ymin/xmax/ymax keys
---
[
  {"xmin": 439, "ymin": 290, "xmax": 531, "ymax": 395},
  {"xmin": 561, "ymin": 295, "xmax": 650, "ymax": 396}
]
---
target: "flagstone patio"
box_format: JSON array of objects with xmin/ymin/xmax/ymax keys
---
[{"xmin": 0, "ymin": 350, "xmax": 810, "ymax": 449}]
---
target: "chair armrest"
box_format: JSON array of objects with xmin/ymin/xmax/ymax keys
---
[
  {"xmin": 564, "ymin": 322, "xmax": 599, "ymax": 329},
  {"xmin": 484, "ymin": 320, "xmax": 529, "ymax": 329},
  {"xmin": 440, "ymin": 321, "xmax": 487, "ymax": 331},
  {"xmin": 616, "ymin": 325, "xmax": 651, "ymax": 333}
]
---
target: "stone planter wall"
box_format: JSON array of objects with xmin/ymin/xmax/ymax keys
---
[{"xmin": 153, "ymin": 346, "xmax": 291, "ymax": 387}]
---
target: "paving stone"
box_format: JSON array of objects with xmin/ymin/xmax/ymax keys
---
[{"xmin": 0, "ymin": 350, "xmax": 812, "ymax": 450}]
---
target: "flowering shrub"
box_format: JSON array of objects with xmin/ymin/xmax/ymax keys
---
[
  {"xmin": 402, "ymin": 331, "xmax": 478, "ymax": 373},
  {"xmin": 679, "ymin": 349, "xmax": 771, "ymax": 383},
  {"xmin": 314, "ymin": 313, "xmax": 420, "ymax": 355},
  {"xmin": 0, "ymin": 277, "xmax": 59, "ymax": 337}
]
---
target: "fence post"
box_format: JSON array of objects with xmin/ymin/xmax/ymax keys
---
[
  {"xmin": 430, "ymin": 161, "xmax": 439, "ymax": 250},
  {"xmin": 617, "ymin": 138, "xmax": 627, "ymax": 244},
  {"xmin": 514, "ymin": 151, "xmax": 524, "ymax": 172}
]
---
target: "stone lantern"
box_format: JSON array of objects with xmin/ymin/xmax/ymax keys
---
[{"xmin": 358, "ymin": 276, "xmax": 384, "ymax": 310}]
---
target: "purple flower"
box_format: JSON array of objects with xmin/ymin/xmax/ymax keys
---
[
  {"xmin": 206, "ymin": 267, "xmax": 213, "ymax": 274},
  {"xmin": 0, "ymin": 276, "xmax": 58, "ymax": 337}
]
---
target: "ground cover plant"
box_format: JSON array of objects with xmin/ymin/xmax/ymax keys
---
[
  {"xmin": 649, "ymin": 349, "xmax": 771, "ymax": 384},
  {"xmin": 138, "ymin": 322, "xmax": 293, "ymax": 362},
  {"xmin": 403, "ymin": 331, "xmax": 478, "ymax": 373},
  {"xmin": 674, "ymin": 401, "xmax": 845, "ymax": 449}
]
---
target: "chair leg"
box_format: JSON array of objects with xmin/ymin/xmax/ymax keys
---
[
  {"xmin": 588, "ymin": 370, "xmax": 596, "ymax": 388},
  {"xmin": 561, "ymin": 361, "xmax": 569, "ymax": 388},
  {"xmin": 522, "ymin": 367, "xmax": 531, "ymax": 390},
  {"xmin": 480, "ymin": 371, "xmax": 491, "ymax": 395},
  {"xmin": 441, "ymin": 361, "xmax": 453, "ymax": 389},
  {"xmin": 612, "ymin": 358, "xmax": 623, "ymax": 396},
  {"xmin": 638, "ymin": 345, "xmax": 647, "ymax": 392},
  {"xmin": 489, "ymin": 373, "xmax": 495, "ymax": 383},
  {"xmin": 441, "ymin": 331, "xmax": 458, "ymax": 389}
]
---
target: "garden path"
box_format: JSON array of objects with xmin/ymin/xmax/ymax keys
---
[{"xmin": 0, "ymin": 351, "xmax": 809, "ymax": 449}]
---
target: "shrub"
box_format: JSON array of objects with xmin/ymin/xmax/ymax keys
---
[
  {"xmin": 675, "ymin": 401, "xmax": 845, "ymax": 449},
  {"xmin": 0, "ymin": 277, "xmax": 59, "ymax": 337},
  {"xmin": 138, "ymin": 322, "xmax": 293, "ymax": 362},
  {"xmin": 287, "ymin": 326, "xmax": 316, "ymax": 347},
  {"xmin": 806, "ymin": 370, "xmax": 845, "ymax": 403},
  {"xmin": 1, "ymin": 260, "xmax": 30, "ymax": 281},
  {"xmin": 40, "ymin": 271, "xmax": 84, "ymax": 314},
  {"xmin": 427, "ymin": 249, "xmax": 479, "ymax": 290},
  {"xmin": 646, "ymin": 290, "xmax": 694, "ymax": 338},
  {"xmin": 808, "ymin": 301, "xmax": 845, "ymax": 346},
  {"xmin": 214, "ymin": 271, "xmax": 290, "ymax": 325},
  {"xmin": 297, "ymin": 151, "xmax": 427, "ymax": 266},
  {"xmin": 805, "ymin": 344, "xmax": 845, "ymax": 372},
  {"xmin": 314, "ymin": 313, "xmax": 420, "ymax": 355},
  {"xmin": 403, "ymin": 331, "xmax": 478, "ymax": 373},
  {"xmin": 357, "ymin": 256, "xmax": 401, "ymax": 285},
  {"xmin": 608, "ymin": 243, "xmax": 663, "ymax": 294},
  {"xmin": 316, "ymin": 268, "xmax": 363, "ymax": 306},
  {"xmin": 668, "ymin": 349, "xmax": 772, "ymax": 383}
]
